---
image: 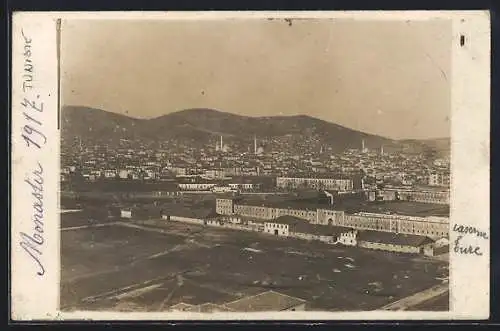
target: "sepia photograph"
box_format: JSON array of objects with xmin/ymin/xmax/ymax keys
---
[
  {"xmin": 57, "ymin": 16, "xmax": 453, "ymax": 314},
  {"xmin": 8, "ymin": 7, "xmax": 494, "ymax": 321}
]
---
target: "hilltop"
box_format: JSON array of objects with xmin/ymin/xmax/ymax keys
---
[{"xmin": 61, "ymin": 106, "xmax": 448, "ymax": 154}]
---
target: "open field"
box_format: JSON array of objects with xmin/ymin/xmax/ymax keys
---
[
  {"xmin": 411, "ymin": 291, "xmax": 450, "ymax": 311},
  {"xmin": 61, "ymin": 215, "xmax": 449, "ymax": 312}
]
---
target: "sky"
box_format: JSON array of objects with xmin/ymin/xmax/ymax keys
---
[{"xmin": 61, "ymin": 18, "xmax": 451, "ymax": 140}]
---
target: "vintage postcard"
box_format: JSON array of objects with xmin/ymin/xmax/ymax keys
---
[{"xmin": 11, "ymin": 11, "xmax": 490, "ymax": 321}]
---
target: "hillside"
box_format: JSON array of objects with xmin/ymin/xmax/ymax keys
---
[
  {"xmin": 61, "ymin": 106, "xmax": 143, "ymax": 140},
  {"xmin": 399, "ymin": 137, "xmax": 451, "ymax": 157},
  {"xmin": 61, "ymin": 106, "xmax": 446, "ymax": 154}
]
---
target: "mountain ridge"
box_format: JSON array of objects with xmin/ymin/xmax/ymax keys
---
[{"xmin": 61, "ymin": 105, "xmax": 449, "ymax": 154}]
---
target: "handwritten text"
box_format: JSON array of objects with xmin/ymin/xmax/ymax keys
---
[
  {"xmin": 17, "ymin": 29, "xmax": 47, "ymax": 277},
  {"xmin": 452, "ymin": 224, "xmax": 488, "ymax": 257},
  {"xmin": 19, "ymin": 162, "xmax": 45, "ymax": 276}
]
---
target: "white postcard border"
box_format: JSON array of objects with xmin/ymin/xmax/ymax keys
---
[{"xmin": 10, "ymin": 10, "xmax": 490, "ymax": 321}]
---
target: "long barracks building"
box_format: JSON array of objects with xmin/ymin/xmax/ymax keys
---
[
  {"xmin": 216, "ymin": 198, "xmax": 449, "ymax": 238},
  {"xmin": 276, "ymin": 176, "xmax": 355, "ymax": 191}
]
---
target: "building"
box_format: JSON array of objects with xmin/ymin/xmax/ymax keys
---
[
  {"xmin": 292, "ymin": 223, "xmax": 356, "ymax": 244},
  {"xmin": 377, "ymin": 190, "xmax": 399, "ymax": 201},
  {"xmin": 217, "ymin": 198, "xmax": 449, "ymax": 238},
  {"xmin": 204, "ymin": 169, "xmax": 226, "ymax": 179},
  {"xmin": 216, "ymin": 198, "xmax": 236, "ymax": 215},
  {"xmin": 120, "ymin": 209, "xmax": 132, "ymax": 219},
  {"xmin": 161, "ymin": 208, "xmax": 215, "ymax": 225},
  {"xmin": 397, "ymin": 189, "xmax": 450, "ymax": 205},
  {"xmin": 224, "ymin": 290, "xmax": 306, "ymax": 312},
  {"xmin": 104, "ymin": 169, "xmax": 117, "ymax": 178},
  {"xmin": 428, "ymin": 172, "xmax": 450, "ymax": 187},
  {"xmin": 169, "ymin": 302, "xmax": 195, "ymax": 312},
  {"xmin": 290, "ymin": 220, "xmax": 334, "ymax": 242},
  {"xmin": 206, "ymin": 218, "xmax": 224, "ymax": 227},
  {"xmin": 357, "ymin": 230, "xmax": 436, "ymax": 255},
  {"xmin": 315, "ymin": 209, "xmax": 345, "ymax": 225},
  {"xmin": 169, "ymin": 302, "xmax": 234, "ymax": 312},
  {"xmin": 336, "ymin": 227, "xmax": 358, "ymax": 246},
  {"xmin": 323, "ymin": 211, "xmax": 449, "ymax": 239},
  {"xmin": 169, "ymin": 291, "xmax": 306, "ymax": 313},
  {"xmin": 169, "ymin": 166, "xmax": 187, "ymax": 176},
  {"xmin": 118, "ymin": 169, "xmax": 130, "ymax": 179},
  {"xmin": 263, "ymin": 216, "xmax": 355, "ymax": 244},
  {"xmin": 276, "ymin": 176, "xmax": 353, "ymax": 191},
  {"xmin": 185, "ymin": 303, "xmax": 234, "ymax": 313},
  {"xmin": 212, "ymin": 186, "xmax": 237, "ymax": 193},
  {"xmin": 235, "ymin": 201, "xmax": 317, "ymax": 222},
  {"xmin": 264, "ymin": 216, "xmax": 296, "ymax": 236},
  {"xmin": 178, "ymin": 182, "xmax": 217, "ymax": 191},
  {"xmin": 228, "ymin": 182, "xmax": 261, "ymax": 191},
  {"xmin": 369, "ymin": 187, "xmax": 450, "ymax": 205},
  {"xmin": 361, "ymin": 139, "xmax": 368, "ymax": 153},
  {"xmin": 151, "ymin": 190, "xmax": 181, "ymax": 197}
]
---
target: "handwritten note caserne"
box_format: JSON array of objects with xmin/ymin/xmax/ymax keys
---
[{"xmin": 452, "ymin": 224, "xmax": 488, "ymax": 256}]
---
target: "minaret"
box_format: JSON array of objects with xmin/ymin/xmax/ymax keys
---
[
  {"xmin": 220, "ymin": 136, "xmax": 223, "ymax": 151},
  {"xmin": 381, "ymin": 145, "xmax": 384, "ymax": 155},
  {"xmin": 362, "ymin": 139, "xmax": 365, "ymax": 152},
  {"xmin": 254, "ymin": 135, "xmax": 257, "ymax": 155}
]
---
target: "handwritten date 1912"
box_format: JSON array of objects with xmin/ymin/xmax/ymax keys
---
[
  {"xmin": 21, "ymin": 96, "xmax": 46, "ymax": 149},
  {"xmin": 20, "ymin": 29, "xmax": 47, "ymax": 150}
]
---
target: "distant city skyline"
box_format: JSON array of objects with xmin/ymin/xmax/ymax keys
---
[{"xmin": 61, "ymin": 18, "xmax": 451, "ymax": 140}]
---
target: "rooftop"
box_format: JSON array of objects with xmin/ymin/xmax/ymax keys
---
[
  {"xmin": 293, "ymin": 223, "xmax": 354, "ymax": 236},
  {"xmin": 224, "ymin": 290, "xmax": 306, "ymax": 312},
  {"xmin": 383, "ymin": 186, "xmax": 450, "ymax": 193},
  {"xmin": 334, "ymin": 200, "xmax": 450, "ymax": 218},
  {"xmin": 229, "ymin": 176, "xmax": 272, "ymax": 185},
  {"xmin": 162, "ymin": 206, "xmax": 216, "ymax": 219},
  {"xmin": 357, "ymin": 230, "xmax": 435, "ymax": 247},
  {"xmin": 69, "ymin": 179, "xmax": 179, "ymax": 192},
  {"xmin": 278, "ymin": 173, "xmax": 357, "ymax": 180},
  {"xmin": 234, "ymin": 196, "xmax": 449, "ymax": 218},
  {"xmin": 186, "ymin": 302, "xmax": 234, "ymax": 312},
  {"xmin": 177, "ymin": 177, "xmax": 225, "ymax": 184},
  {"xmin": 224, "ymin": 215, "xmax": 267, "ymax": 224},
  {"xmin": 267, "ymin": 215, "xmax": 307, "ymax": 226},
  {"xmin": 266, "ymin": 216, "xmax": 353, "ymax": 236},
  {"xmin": 169, "ymin": 302, "xmax": 194, "ymax": 311},
  {"xmin": 238, "ymin": 198, "xmax": 329, "ymax": 211}
]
